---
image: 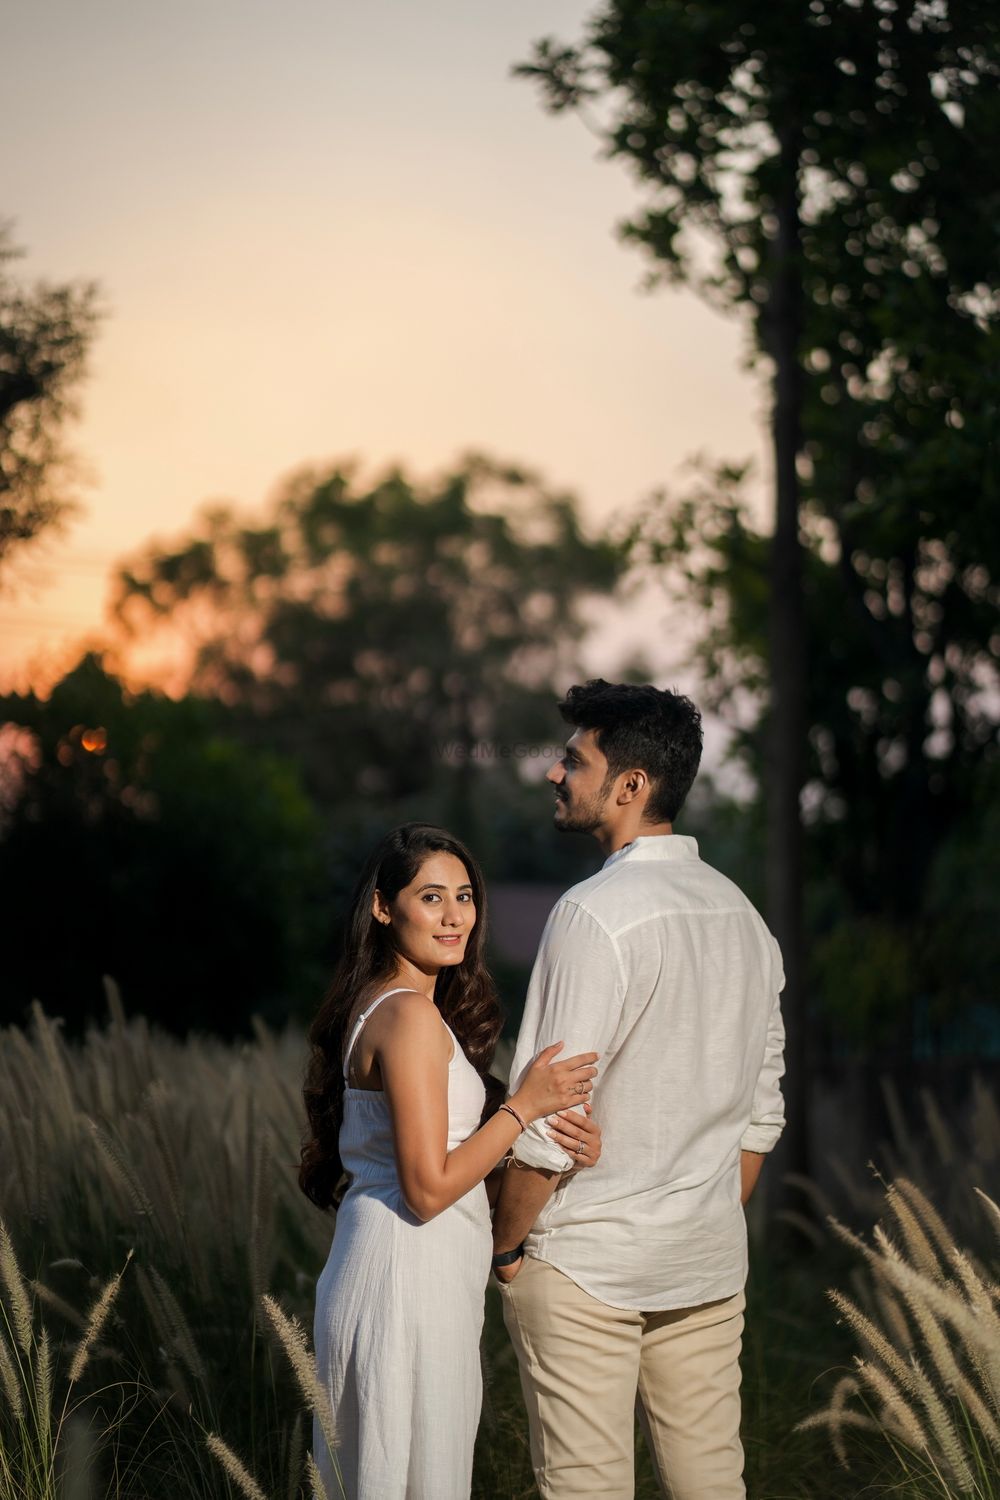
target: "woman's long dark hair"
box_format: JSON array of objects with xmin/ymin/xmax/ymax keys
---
[{"xmin": 299, "ymin": 822, "xmax": 503, "ymax": 1211}]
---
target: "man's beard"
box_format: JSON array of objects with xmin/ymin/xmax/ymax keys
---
[{"xmin": 554, "ymin": 777, "xmax": 614, "ymax": 834}]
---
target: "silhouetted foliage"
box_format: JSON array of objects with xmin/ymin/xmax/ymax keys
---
[
  {"xmin": 0, "ymin": 655, "xmax": 326, "ymax": 1034},
  {"xmin": 109, "ymin": 454, "xmax": 625, "ymax": 852},
  {"xmin": 632, "ymin": 459, "xmax": 999, "ymax": 1052},
  {"xmin": 0, "ymin": 228, "xmax": 100, "ymax": 571}
]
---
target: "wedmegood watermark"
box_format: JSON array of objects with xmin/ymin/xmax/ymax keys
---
[{"xmin": 434, "ymin": 740, "xmax": 562, "ymax": 763}]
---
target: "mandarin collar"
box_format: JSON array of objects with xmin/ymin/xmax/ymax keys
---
[{"xmin": 601, "ymin": 834, "xmax": 699, "ymax": 871}]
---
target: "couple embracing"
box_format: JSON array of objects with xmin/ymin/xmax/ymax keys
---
[{"xmin": 299, "ymin": 680, "xmax": 786, "ymax": 1500}]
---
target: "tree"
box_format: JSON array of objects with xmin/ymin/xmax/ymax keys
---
[
  {"xmin": 0, "ymin": 229, "xmax": 100, "ymax": 571},
  {"xmin": 519, "ymin": 1, "xmax": 1000, "ymax": 1163},
  {"xmin": 632, "ymin": 449, "xmax": 998, "ymax": 1051},
  {"xmin": 109, "ymin": 454, "xmax": 624, "ymax": 851},
  {"xmin": 0, "ymin": 655, "xmax": 326, "ymax": 1034}
]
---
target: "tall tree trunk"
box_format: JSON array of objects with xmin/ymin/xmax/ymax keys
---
[{"xmin": 765, "ymin": 128, "xmax": 809, "ymax": 1180}]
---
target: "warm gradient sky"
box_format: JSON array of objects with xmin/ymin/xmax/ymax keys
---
[{"xmin": 3, "ymin": 0, "xmax": 765, "ymax": 695}]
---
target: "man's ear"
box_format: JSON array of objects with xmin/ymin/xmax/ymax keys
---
[{"xmin": 618, "ymin": 769, "xmax": 648, "ymax": 805}]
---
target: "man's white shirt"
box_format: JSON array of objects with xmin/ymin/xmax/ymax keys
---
[{"xmin": 509, "ymin": 834, "xmax": 786, "ymax": 1311}]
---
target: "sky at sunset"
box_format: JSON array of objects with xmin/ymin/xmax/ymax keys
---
[{"xmin": 3, "ymin": 0, "xmax": 766, "ymax": 698}]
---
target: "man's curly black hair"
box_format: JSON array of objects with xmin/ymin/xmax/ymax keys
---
[{"xmin": 557, "ymin": 679, "xmax": 703, "ymax": 824}]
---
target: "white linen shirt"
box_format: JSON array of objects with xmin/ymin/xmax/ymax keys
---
[{"xmin": 509, "ymin": 834, "xmax": 786, "ymax": 1311}]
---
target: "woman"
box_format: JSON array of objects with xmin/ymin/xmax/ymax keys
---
[{"xmin": 299, "ymin": 823, "xmax": 602, "ymax": 1500}]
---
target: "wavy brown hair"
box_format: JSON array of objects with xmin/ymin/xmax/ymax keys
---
[{"xmin": 299, "ymin": 822, "xmax": 503, "ymax": 1211}]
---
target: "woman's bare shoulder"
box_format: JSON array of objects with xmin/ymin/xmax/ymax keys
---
[{"xmin": 369, "ymin": 990, "xmax": 448, "ymax": 1051}]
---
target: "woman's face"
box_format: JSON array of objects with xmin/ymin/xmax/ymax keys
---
[{"xmin": 374, "ymin": 851, "xmax": 476, "ymax": 975}]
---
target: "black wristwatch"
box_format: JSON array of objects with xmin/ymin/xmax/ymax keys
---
[{"xmin": 491, "ymin": 1243, "xmax": 525, "ymax": 1269}]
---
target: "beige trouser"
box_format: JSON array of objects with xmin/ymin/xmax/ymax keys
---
[{"xmin": 499, "ymin": 1257, "xmax": 745, "ymax": 1500}]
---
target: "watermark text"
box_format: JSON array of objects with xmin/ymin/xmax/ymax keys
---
[{"xmin": 434, "ymin": 740, "xmax": 562, "ymax": 763}]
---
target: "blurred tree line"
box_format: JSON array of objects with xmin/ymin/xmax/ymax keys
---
[
  {"xmin": 0, "ymin": 457, "xmax": 621, "ymax": 1032},
  {"xmin": 1, "ymin": 2, "xmax": 998, "ymax": 1065}
]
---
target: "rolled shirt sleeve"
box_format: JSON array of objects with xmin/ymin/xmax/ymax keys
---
[
  {"xmin": 740, "ymin": 937, "xmax": 787, "ymax": 1154},
  {"xmin": 509, "ymin": 898, "xmax": 626, "ymax": 1172}
]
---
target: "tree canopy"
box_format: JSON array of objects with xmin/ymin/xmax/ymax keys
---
[
  {"xmin": 0, "ymin": 229, "xmax": 100, "ymax": 572},
  {"xmin": 522, "ymin": 2, "xmax": 1000, "ymax": 1070},
  {"xmin": 110, "ymin": 454, "xmax": 624, "ymax": 825}
]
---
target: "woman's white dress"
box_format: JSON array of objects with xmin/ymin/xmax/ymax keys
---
[{"xmin": 313, "ymin": 988, "xmax": 493, "ymax": 1499}]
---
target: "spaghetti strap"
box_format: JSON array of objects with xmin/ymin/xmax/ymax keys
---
[{"xmin": 342, "ymin": 987, "xmax": 413, "ymax": 1080}]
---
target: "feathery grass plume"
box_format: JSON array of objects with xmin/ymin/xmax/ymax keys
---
[
  {"xmin": 34, "ymin": 1325, "xmax": 53, "ymax": 1444},
  {"xmin": 885, "ymin": 1182, "xmax": 944, "ymax": 1282},
  {"xmin": 787, "ymin": 1080, "xmax": 998, "ymax": 1265},
  {"xmin": 140, "ymin": 1083, "xmax": 186, "ymax": 1232},
  {"xmin": 285, "ymin": 1410, "xmax": 304, "ymax": 1500},
  {"xmin": 9, "ymin": 1093, "xmax": 49, "ymax": 1225},
  {"xmin": 897, "ymin": 1177, "xmax": 962, "ymax": 1271},
  {"xmin": 828, "ymin": 1289, "xmax": 919, "ymax": 1398},
  {"xmin": 953, "ymin": 1248, "xmax": 995, "ymax": 1320},
  {"xmin": 0, "ymin": 1328, "xmax": 24, "ymax": 1420},
  {"xmin": 134, "ymin": 1263, "xmax": 172, "ymax": 1358},
  {"xmin": 873, "ymin": 1283, "xmax": 913, "ymax": 1355},
  {"xmin": 259, "ymin": 1294, "xmax": 338, "ymax": 1463},
  {"xmin": 908, "ymin": 1354, "xmax": 975, "ymax": 1491},
  {"xmin": 0, "ymin": 1008, "xmax": 362, "ymax": 1498},
  {"xmin": 954, "ymin": 1371, "xmax": 1000, "ymax": 1456},
  {"xmin": 825, "ymin": 1373, "xmax": 859, "ymax": 1466},
  {"xmin": 853, "ymin": 1357, "xmax": 929, "ymax": 1454},
  {"xmin": 874, "ymin": 1235, "xmax": 1000, "ymax": 1363},
  {"xmin": 148, "ymin": 1265, "xmax": 207, "ymax": 1385},
  {"xmin": 807, "ymin": 1180, "xmax": 1000, "ymax": 1489},
  {"xmin": 0, "ymin": 1216, "xmax": 32, "ymax": 1355},
  {"xmin": 874, "ymin": 1234, "xmax": 1000, "ymax": 1427},
  {"xmin": 828, "ymin": 1215, "xmax": 880, "ymax": 1266},
  {"xmin": 795, "ymin": 1407, "xmax": 883, "ymax": 1440},
  {"xmin": 87, "ymin": 1118, "xmax": 157, "ymax": 1221},
  {"xmin": 892, "ymin": 1271, "xmax": 965, "ymax": 1396},
  {"xmin": 948, "ymin": 1247, "xmax": 1000, "ymax": 1410},
  {"xmin": 976, "ymin": 1188, "xmax": 1000, "ymax": 1250},
  {"xmin": 247, "ymin": 1109, "xmax": 275, "ymax": 1306},
  {"xmin": 103, "ymin": 974, "xmax": 127, "ymax": 1030},
  {"xmin": 30, "ymin": 1279, "xmax": 86, "ymax": 1330},
  {"xmin": 204, "ymin": 1432, "xmax": 268, "ymax": 1500},
  {"xmin": 305, "ymin": 1452, "xmax": 330, "ymax": 1500},
  {"xmin": 68, "ymin": 1250, "xmax": 131, "ymax": 1384},
  {"xmin": 30, "ymin": 1000, "xmax": 75, "ymax": 1123}
]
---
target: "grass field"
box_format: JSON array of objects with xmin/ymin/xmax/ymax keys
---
[{"xmin": 1, "ymin": 995, "xmax": 996, "ymax": 1499}]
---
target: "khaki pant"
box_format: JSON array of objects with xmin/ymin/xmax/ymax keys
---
[{"xmin": 499, "ymin": 1257, "xmax": 745, "ymax": 1500}]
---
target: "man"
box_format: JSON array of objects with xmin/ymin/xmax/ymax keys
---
[{"xmin": 491, "ymin": 680, "xmax": 786, "ymax": 1500}]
